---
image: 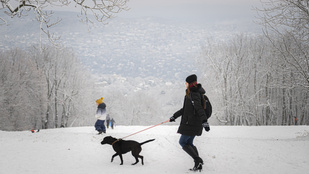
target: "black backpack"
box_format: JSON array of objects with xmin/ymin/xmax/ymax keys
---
[
  {"xmin": 190, "ymin": 93, "xmax": 212, "ymax": 120},
  {"xmin": 201, "ymin": 94, "xmax": 212, "ymax": 120}
]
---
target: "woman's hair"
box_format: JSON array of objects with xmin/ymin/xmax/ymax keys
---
[{"xmin": 186, "ymin": 81, "xmax": 197, "ymax": 97}]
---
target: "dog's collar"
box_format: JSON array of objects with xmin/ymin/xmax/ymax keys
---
[{"xmin": 112, "ymin": 139, "xmax": 121, "ymax": 145}]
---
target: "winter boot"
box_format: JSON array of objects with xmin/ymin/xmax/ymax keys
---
[
  {"xmin": 182, "ymin": 145, "xmax": 203, "ymax": 172},
  {"xmin": 191, "ymin": 145, "xmax": 204, "ymax": 164}
]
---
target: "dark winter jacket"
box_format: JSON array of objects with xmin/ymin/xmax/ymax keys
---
[{"xmin": 173, "ymin": 84, "xmax": 207, "ymax": 136}]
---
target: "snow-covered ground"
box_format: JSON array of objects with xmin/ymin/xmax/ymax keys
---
[{"xmin": 1, "ymin": 125, "xmax": 308, "ymax": 174}]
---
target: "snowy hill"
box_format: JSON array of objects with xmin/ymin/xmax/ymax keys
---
[{"xmin": 1, "ymin": 126, "xmax": 308, "ymax": 174}]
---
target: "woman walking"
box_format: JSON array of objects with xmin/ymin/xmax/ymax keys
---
[{"xmin": 169, "ymin": 74, "xmax": 208, "ymax": 172}]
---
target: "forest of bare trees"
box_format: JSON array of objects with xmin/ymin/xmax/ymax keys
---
[
  {"xmin": 1, "ymin": 0, "xmax": 308, "ymax": 130},
  {"xmin": 199, "ymin": 0, "xmax": 309, "ymax": 125},
  {"xmin": 0, "ymin": 46, "xmax": 95, "ymax": 131}
]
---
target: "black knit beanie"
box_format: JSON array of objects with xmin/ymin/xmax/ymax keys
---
[{"xmin": 186, "ymin": 74, "xmax": 197, "ymax": 84}]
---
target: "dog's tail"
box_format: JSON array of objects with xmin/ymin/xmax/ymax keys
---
[{"xmin": 140, "ymin": 139, "xmax": 155, "ymax": 146}]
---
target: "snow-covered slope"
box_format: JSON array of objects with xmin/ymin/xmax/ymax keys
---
[{"xmin": 1, "ymin": 126, "xmax": 308, "ymax": 174}]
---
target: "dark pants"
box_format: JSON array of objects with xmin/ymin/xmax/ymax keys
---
[
  {"xmin": 95, "ymin": 120, "xmax": 106, "ymax": 132},
  {"xmin": 106, "ymin": 119, "xmax": 110, "ymax": 128},
  {"xmin": 179, "ymin": 135, "xmax": 195, "ymax": 147}
]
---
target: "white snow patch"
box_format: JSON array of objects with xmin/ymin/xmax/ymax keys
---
[{"xmin": 0, "ymin": 126, "xmax": 308, "ymax": 174}]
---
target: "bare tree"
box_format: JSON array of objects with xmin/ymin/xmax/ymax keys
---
[
  {"xmin": 0, "ymin": 48, "xmax": 47, "ymax": 131},
  {"xmin": 0, "ymin": 0, "xmax": 129, "ymax": 44},
  {"xmin": 196, "ymin": 0, "xmax": 309, "ymax": 126},
  {"xmin": 29, "ymin": 45, "xmax": 95, "ymax": 128},
  {"xmin": 197, "ymin": 33, "xmax": 309, "ymax": 126},
  {"xmin": 256, "ymin": 0, "xmax": 309, "ymax": 125},
  {"xmin": 257, "ymin": 0, "xmax": 309, "ymax": 89}
]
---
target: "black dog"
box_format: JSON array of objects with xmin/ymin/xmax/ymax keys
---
[{"xmin": 101, "ymin": 136, "xmax": 155, "ymax": 165}]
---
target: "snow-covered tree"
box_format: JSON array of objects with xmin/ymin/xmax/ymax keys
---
[
  {"xmin": 257, "ymin": 0, "xmax": 309, "ymax": 125},
  {"xmin": 30, "ymin": 45, "xmax": 95, "ymax": 128},
  {"xmin": 198, "ymin": 34, "xmax": 309, "ymax": 126},
  {"xmin": 0, "ymin": 48, "xmax": 47, "ymax": 130},
  {"xmin": 0, "ymin": 45, "xmax": 95, "ymax": 131},
  {"xmin": 257, "ymin": 0, "xmax": 309, "ymax": 90}
]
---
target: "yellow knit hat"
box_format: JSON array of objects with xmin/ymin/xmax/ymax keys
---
[{"xmin": 96, "ymin": 97, "xmax": 103, "ymax": 104}]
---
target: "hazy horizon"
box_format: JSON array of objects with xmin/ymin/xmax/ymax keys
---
[{"xmin": 47, "ymin": 0, "xmax": 262, "ymax": 26}]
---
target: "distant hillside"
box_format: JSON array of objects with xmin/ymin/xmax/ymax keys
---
[{"xmin": 0, "ymin": 11, "xmax": 260, "ymax": 80}]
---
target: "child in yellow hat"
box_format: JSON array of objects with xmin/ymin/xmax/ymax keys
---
[{"xmin": 95, "ymin": 97, "xmax": 107, "ymax": 134}]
